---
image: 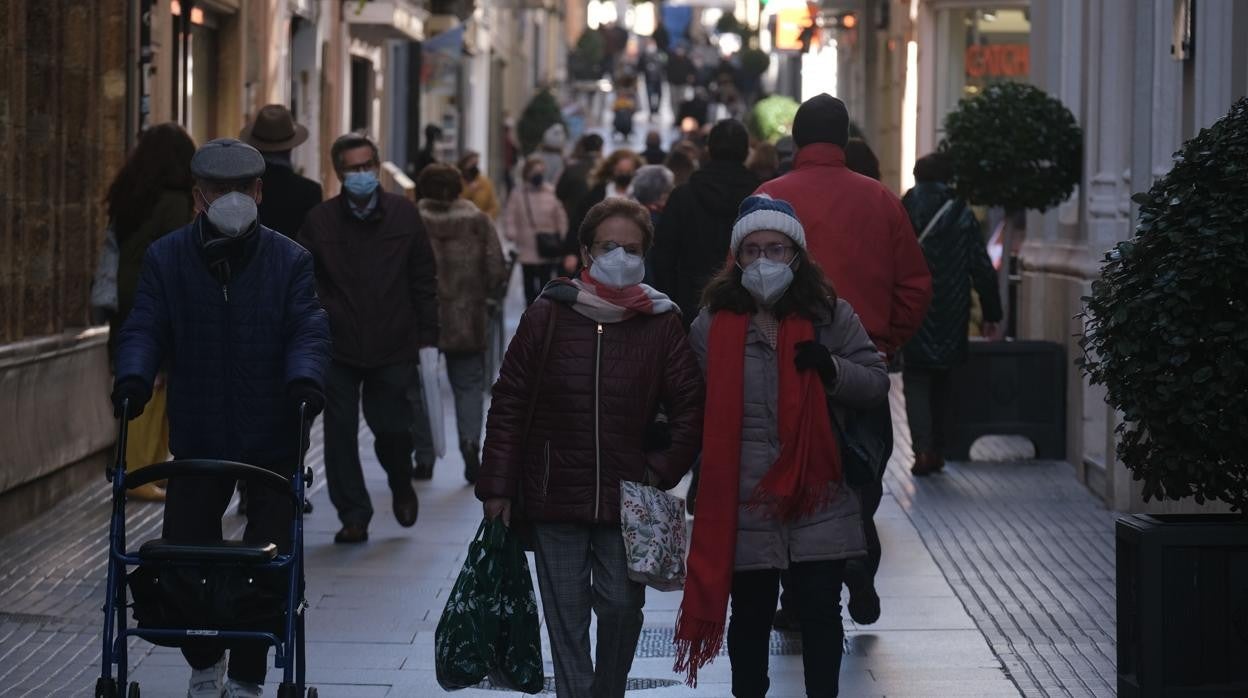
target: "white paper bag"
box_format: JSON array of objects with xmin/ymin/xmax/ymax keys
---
[{"xmin": 418, "ymin": 346, "xmax": 446, "ymax": 458}]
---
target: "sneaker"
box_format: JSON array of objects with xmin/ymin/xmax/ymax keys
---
[
  {"xmin": 225, "ymin": 678, "xmax": 264, "ymax": 697},
  {"xmin": 187, "ymin": 657, "xmax": 227, "ymax": 697}
]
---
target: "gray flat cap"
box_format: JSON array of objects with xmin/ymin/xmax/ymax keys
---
[{"xmin": 191, "ymin": 138, "xmax": 266, "ymax": 180}]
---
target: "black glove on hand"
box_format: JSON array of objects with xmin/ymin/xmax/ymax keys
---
[
  {"xmin": 287, "ymin": 379, "xmax": 325, "ymax": 419},
  {"xmin": 643, "ymin": 419, "xmax": 672, "ymax": 453},
  {"xmin": 111, "ymin": 377, "xmax": 152, "ymax": 420},
  {"xmin": 794, "ymin": 341, "xmax": 839, "ymax": 387}
]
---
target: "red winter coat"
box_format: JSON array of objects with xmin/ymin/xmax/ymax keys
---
[
  {"xmin": 757, "ymin": 143, "xmax": 932, "ymax": 357},
  {"xmin": 475, "ymin": 298, "xmax": 705, "ymax": 525}
]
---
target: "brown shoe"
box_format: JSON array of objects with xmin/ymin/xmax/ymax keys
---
[
  {"xmin": 129, "ymin": 483, "xmax": 167, "ymax": 502},
  {"xmin": 392, "ymin": 480, "xmax": 420, "ymax": 527},
  {"xmin": 911, "ymin": 451, "xmax": 942, "ymax": 477},
  {"xmin": 334, "ymin": 524, "xmax": 368, "ymax": 544}
]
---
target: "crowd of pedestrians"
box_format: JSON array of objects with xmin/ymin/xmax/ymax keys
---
[{"xmin": 103, "ymin": 82, "xmax": 1003, "ymax": 695}]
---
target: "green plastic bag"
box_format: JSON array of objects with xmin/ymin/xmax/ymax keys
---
[{"xmin": 435, "ymin": 518, "xmax": 544, "ymax": 693}]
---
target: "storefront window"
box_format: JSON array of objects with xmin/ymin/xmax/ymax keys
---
[{"xmin": 933, "ymin": 7, "xmax": 1030, "ymax": 140}]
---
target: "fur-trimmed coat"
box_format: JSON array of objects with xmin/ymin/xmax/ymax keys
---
[{"xmin": 418, "ymin": 199, "xmax": 509, "ymax": 354}]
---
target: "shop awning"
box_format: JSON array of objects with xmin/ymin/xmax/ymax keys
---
[{"xmin": 345, "ymin": 0, "xmax": 428, "ymax": 42}]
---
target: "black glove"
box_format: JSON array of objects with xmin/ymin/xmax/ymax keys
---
[
  {"xmin": 643, "ymin": 419, "xmax": 672, "ymax": 453},
  {"xmin": 287, "ymin": 379, "xmax": 325, "ymax": 419},
  {"xmin": 111, "ymin": 377, "xmax": 152, "ymax": 420},
  {"xmin": 794, "ymin": 341, "xmax": 838, "ymax": 387}
]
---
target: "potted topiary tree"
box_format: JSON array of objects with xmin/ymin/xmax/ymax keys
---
[
  {"xmin": 1080, "ymin": 97, "xmax": 1248, "ymax": 695},
  {"xmin": 935, "ymin": 81, "xmax": 1082, "ymax": 460}
]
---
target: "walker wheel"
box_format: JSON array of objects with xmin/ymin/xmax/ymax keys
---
[
  {"xmin": 306, "ymin": 689, "xmax": 318, "ymax": 698},
  {"xmin": 128, "ymin": 682, "xmax": 140, "ymax": 698},
  {"xmin": 94, "ymin": 677, "xmax": 117, "ymax": 698}
]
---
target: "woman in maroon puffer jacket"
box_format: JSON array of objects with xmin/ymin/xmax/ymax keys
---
[{"xmin": 477, "ymin": 198, "xmax": 705, "ymax": 698}]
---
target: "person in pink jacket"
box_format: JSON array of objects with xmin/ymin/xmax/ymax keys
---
[{"xmin": 504, "ymin": 156, "xmax": 570, "ymax": 304}]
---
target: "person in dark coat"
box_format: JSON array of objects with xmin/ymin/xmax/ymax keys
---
[
  {"xmin": 239, "ymin": 103, "xmax": 324, "ymax": 515},
  {"xmin": 902, "ymin": 153, "xmax": 1002, "ymax": 476},
  {"xmin": 650, "ymin": 119, "xmax": 759, "ymax": 327},
  {"xmin": 478, "ymin": 199, "xmax": 704, "ymax": 698},
  {"xmin": 556, "ymin": 133, "xmax": 605, "ymax": 227},
  {"xmin": 240, "ymin": 104, "xmax": 323, "ymax": 239},
  {"xmin": 111, "ymin": 138, "xmax": 331, "ymax": 698},
  {"xmin": 298, "ymin": 134, "xmax": 439, "ymax": 544},
  {"xmin": 641, "ymin": 130, "xmax": 667, "ymax": 165},
  {"xmin": 414, "ymin": 123, "xmax": 443, "ymax": 176}
]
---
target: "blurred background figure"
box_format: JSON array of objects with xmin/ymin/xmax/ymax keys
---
[
  {"xmin": 746, "ymin": 142, "xmax": 780, "ymax": 182},
  {"xmin": 504, "ymin": 156, "xmax": 569, "ymax": 304},
  {"xmin": 843, "ymin": 137, "xmax": 882, "ymax": 181},
  {"xmin": 103, "ymin": 122, "xmax": 197, "ymax": 502},
  {"xmin": 901, "ymin": 152, "xmax": 1002, "ymax": 477},
  {"xmin": 458, "ymin": 151, "xmax": 500, "ymax": 220},
  {"xmin": 629, "ymin": 164, "xmax": 676, "ymax": 285},
  {"xmin": 240, "ymin": 104, "xmax": 322, "ymax": 240},
  {"xmin": 557, "ymin": 134, "xmax": 605, "ymax": 226},
  {"xmin": 665, "ymin": 141, "xmax": 701, "ymax": 187},
  {"xmin": 415, "ymin": 164, "xmax": 508, "ymax": 484},
  {"xmin": 642, "ymin": 130, "xmax": 667, "ymax": 165}
]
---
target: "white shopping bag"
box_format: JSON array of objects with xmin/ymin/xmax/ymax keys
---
[{"xmin": 418, "ymin": 346, "xmax": 446, "ymax": 458}]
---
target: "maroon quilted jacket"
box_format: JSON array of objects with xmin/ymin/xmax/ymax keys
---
[{"xmin": 475, "ymin": 297, "xmax": 705, "ymax": 525}]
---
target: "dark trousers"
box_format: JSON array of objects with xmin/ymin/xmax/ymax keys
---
[
  {"xmin": 782, "ymin": 402, "xmax": 892, "ymax": 606},
  {"xmin": 522, "ymin": 263, "xmax": 555, "ymax": 305},
  {"xmin": 323, "ymin": 360, "xmax": 417, "ymax": 528},
  {"xmin": 729, "ymin": 561, "xmax": 848, "ymax": 698},
  {"xmin": 902, "ymin": 367, "xmax": 952, "ymax": 454},
  {"xmin": 164, "ymin": 459, "xmax": 296, "ymax": 684}
]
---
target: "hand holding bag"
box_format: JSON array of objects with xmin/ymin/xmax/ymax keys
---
[{"xmin": 619, "ymin": 480, "xmax": 688, "ymax": 591}]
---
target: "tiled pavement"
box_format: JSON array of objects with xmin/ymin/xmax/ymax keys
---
[
  {"xmin": 0, "ymin": 276, "xmax": 1116, "ymax": 697},
  {"xmin": 885, "ymin": 382, "xmax": 1117, "ymax": 698}
]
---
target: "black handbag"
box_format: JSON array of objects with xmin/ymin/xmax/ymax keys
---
[
  {"xmin": 831, "ymin": 402, "xmax": 891, "ymax": 488},
  {"xmin": 523, "ymin": 189, "xmax": 564, "ymax": 259}
]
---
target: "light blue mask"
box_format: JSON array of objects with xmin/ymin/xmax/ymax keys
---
[{"xmin": 343, "ymin": 171, "xmax": 380, "ymax": 199}]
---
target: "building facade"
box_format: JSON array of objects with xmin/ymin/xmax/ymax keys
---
[
  {"xmin": 834, "ymin": 0, "xmax": 1248, "ymax": 510},
  {"xmin": 0, "ymin": 0, "xmax": 565, "ymax": 531}
]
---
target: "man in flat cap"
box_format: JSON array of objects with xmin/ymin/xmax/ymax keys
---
[{"xmin": 111, "ymin": 137, "xmax": 331, "ymax": 698}]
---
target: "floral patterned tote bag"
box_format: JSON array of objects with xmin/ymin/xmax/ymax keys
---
[{"xmin": 619, "ymin": 480, "xmax": 688, "ymax": 591}]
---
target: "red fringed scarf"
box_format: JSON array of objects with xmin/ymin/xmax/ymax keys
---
[{"xmin": 673, "ymin": 311, "xmax": 841, "ymax": 686}]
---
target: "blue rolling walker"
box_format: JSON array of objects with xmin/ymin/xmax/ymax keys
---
[{"xmin": 95, "ymin": 401, "xmax": 316, "ymax": 698}]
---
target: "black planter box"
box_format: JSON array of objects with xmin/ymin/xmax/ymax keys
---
[
  {"xmin": 1116, "ymin": 514, "xmax": 1248, "ymax": 697},
  {"xmin": 942, "ymin": 339, "xmax": 1066, "ymax": 460}
]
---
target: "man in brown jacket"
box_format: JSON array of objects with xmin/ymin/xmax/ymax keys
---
[{"xmin": 298, "ymin": 134, "xmax": 439, "ymax": 544}]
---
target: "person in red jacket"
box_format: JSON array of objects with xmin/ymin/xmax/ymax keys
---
[
  {"xmin": 477, "ymin": 199, "xmax": 704, "ymax": 698},
  {"xmin": 756, "ymin": 94, "xmax": 932, "ymax": 632}
]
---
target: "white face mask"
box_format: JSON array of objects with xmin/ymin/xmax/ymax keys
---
[
  {"xmin": 587, "ymin": 246, "xmax": 646, "ymax": 290},
  {"xmin": 205, "ymin": 191, "xmax": 258, "ymax": 239},
  {"xmin": 740, "ymin": 257, "xmax": 795, "ymax": 306}
]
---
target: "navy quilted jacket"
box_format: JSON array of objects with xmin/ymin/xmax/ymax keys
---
[{"xmin": 115, "ymin": 222, "xmax": 332, "ymax": 464}]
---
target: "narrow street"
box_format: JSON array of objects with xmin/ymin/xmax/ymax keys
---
[{"xmin": 0, "ymin": 275, "xmax": 1115, "ymax": 697}]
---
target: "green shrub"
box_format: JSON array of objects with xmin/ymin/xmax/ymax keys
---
[
  {"xmin": 939, "ymin": 81, "xmax": 1082, "ymax": 212},
  {"xmin": 1080, "ymin": 97, "xmax": 1248, "ymax": 511}
]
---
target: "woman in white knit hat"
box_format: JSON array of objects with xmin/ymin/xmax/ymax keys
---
[{"xmin": 674, "ymin": 195, "xmax": 889, "ymax": 697}]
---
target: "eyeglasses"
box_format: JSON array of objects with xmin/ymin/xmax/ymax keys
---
[
  {"xmin": 590, "ymin": 240, "xmax": 644, "ymax": 257},
  {"xmin": 737, "ymin": 243, "xmax": 796, "ymax": 265},
  {"xmin": 340, "ymin": 161, "xmax": 377, "ymax": 174}
]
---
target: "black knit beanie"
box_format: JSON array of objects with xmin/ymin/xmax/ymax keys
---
[{"xmin": 792, "ymin": 94, "xmax": 850, "ymax": 148}]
